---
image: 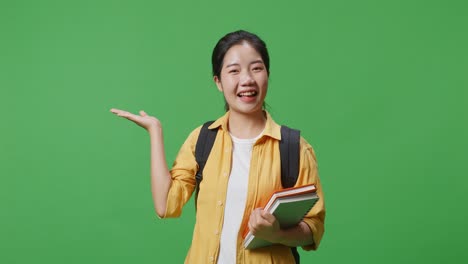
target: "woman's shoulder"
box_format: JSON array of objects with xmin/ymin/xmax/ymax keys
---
[
  {"xmin": 277, "ymin": 123, "xmax": 317, "ymax": 161},
  {"xmin": 299, "ymin": 135, "xmax": 317, "ymax": 161},
  {"xmin": 185, "ymin": 124, "xmax": 204, "ymax": 143},
  {"xmin": 299, "ymin": 135, "xmax": 313, "ymax": 148},
  {"xmin": 184, "ymin": 119, "xmax": 220, "ymax": 145}
]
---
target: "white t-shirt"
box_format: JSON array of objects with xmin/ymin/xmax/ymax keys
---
[{"xmin": 217, "ymin": 132, "xmax": 263, "ymax": 264}]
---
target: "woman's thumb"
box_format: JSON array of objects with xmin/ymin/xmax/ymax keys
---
[{"xmin": 140, "ymin": 110, "xmax": 147, "ymax": 117}]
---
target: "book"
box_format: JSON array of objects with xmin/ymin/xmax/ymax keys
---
[{"xmin": 243, "ymin": 184, "xmax": 319, "ymax": 249}]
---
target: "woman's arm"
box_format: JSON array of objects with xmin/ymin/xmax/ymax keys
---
[
  {"xmin": 110, "ymin": 109, "xmax": 172, "ymax": 218},
  {"xmin": 148, "ymin": 126, "xmax": 172, "ymax": 217}
]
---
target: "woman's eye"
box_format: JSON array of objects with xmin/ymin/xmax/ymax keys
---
[
  {"xmin": 229, "ymin": 69, "xmax": 239, "ymax": 73},
  {"xmin": 253, "ymin": 67, "xmax": 263, "ymax": 71}
]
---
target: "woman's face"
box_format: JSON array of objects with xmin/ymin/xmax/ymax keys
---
[{"xmin": 214, "ymin": 42, "xmax": 268, "ymax": 116}]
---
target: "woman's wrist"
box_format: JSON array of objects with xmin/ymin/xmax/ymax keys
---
[
  {"xmin": 273, "ymin": 222, "xmax": 314, "ymax": 247},
  {"xmin": 148, "ymin": 123, "xmax": 162, "ymax": 135},
  {"xmin": 274, "ymin": 228, "xmax": 289, "ymax": 245}
]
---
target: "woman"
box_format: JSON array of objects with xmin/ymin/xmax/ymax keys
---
[{"xmin": 110, "ymin": 30, "xmax": 325, "ymax": 263}]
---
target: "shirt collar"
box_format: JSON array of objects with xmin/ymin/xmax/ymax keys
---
[{"xmin": 208, "ymin": 111, "xmax": 282, "ymax": 140}]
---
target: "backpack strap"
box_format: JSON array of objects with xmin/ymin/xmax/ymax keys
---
[
  {"xmin": 194, "ymin": 121, "xmax": 217, "ymax": 210},
  {"xmin": 194, "ymin": 123, "xmax": 300, "ymax": 209},
  {"xmin": 279, "ymin": 126, "xmax": 301, "ymax": 188},
  {"xmin": 280, "ymin": 125, "xmax": 301, "ymax": 263},
  {"xmin": 194, "ymin": 122, "xmax": 301, "ymax": 260}
]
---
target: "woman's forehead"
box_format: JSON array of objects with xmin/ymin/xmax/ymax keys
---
[{"xmin": 224, "ymin": 43, "xmax": 263, "ymax": 65}]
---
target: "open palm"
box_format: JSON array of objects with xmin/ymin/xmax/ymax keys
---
[{"xmin": 110, "ymin": 108, "xmax": 161, "ymax": 131}]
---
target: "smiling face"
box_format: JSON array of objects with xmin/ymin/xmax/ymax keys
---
[{"xmin": 214, "ymin": 41, "xmax": 269, "ymax": 116}]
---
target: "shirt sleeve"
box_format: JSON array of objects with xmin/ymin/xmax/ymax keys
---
[
  {"xmin": 296, "ymin": 138, "xmax": 326, "ymax": 251},
  {"xmin": 162, "ymin": 126, "xmax": 201, "ymax": 218}
]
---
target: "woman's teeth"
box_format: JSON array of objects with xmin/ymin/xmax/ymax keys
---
[{"xmin": 238, "ymin": 91, "xmax": 257, "ymax": 97}]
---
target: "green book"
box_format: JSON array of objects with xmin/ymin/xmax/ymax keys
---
[{"xmin": 243, "ymin": 184, "xmax": 319, "ymax": 249}]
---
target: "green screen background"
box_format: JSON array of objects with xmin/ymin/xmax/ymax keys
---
[{"xmin": 1, "ymin": 0, "xmax": 467, "ymax": 263}]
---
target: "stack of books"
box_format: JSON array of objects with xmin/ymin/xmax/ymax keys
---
[{"xmin": 243, "ymin": 184, "xmax": 319, "ymax": 249}]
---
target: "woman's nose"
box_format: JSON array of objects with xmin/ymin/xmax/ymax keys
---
[{"xmin": 240, "ymin": 71, "xmax": 255, "ymax": 86}]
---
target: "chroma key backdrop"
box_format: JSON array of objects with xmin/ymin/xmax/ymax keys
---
[{"xmin": 1, "ymin": 0, "xmax": 466, "ymax": 263}]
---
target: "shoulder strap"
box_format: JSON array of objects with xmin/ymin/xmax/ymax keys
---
[
  {"xmin": 280, "ymin": 125, "xmax": 301, "ymax": 264},
  {"xmin": 194, "ymin": 121, "xmax": 217, "ymax": 210},
  {"xmin": 194, "ymin": 123, "xmax": 300, "ymax": 208},
  {"xmin": 279, "ymin": 126, "xmax": 301, "ymax": 188}
]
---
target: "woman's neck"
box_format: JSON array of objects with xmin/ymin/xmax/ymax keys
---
[{"xmin": 228, "ymin": 110, "xmax": 266, "ymax": 139}]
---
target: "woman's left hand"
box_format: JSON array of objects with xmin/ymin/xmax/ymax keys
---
[{"xmin": 247, "ymin": 208, "xmax": 282, "ymax": 243}]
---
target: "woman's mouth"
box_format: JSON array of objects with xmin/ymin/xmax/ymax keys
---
[
  {"xmin": 237, "ymin": 90, "xmax": 258, "ymax": 103},
  {"xmin": 237, "ymin": 91, "xmax": 258, "ymax": 97}
]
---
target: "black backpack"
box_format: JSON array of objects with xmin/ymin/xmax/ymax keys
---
[{"xmin": 193, "ymin": 121, "xmax": 302, "ymax": 263}]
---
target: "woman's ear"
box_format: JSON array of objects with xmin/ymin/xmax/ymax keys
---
[{"xmin": 214, "ymin": 76, "xmax": 223, "ymax": 92}]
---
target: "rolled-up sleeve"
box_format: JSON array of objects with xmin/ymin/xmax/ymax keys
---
[
  {"xmin": 296, "ymin": 139, "xmax": 326, "ymax": 251},
  {"xmin": 163, "ymin": 127, "xmax": 201, "ymax": 218}
]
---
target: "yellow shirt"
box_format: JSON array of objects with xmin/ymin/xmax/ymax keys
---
[{"xmin": 163, "ymin": 111, "xmax": 325, "ymax": 263}]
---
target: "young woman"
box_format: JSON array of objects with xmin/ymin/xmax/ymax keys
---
[{"xmin": 110, "ymin": 30, "xmax": 325, "ymax": 264}]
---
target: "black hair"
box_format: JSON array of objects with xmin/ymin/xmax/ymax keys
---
[
  {"xmin": 212, "ymin": 30, "xmax": 270, "ymax": 78},
  {"xmin": 211, "ymin": 30, "xmax": 270, "ymax": 111}
]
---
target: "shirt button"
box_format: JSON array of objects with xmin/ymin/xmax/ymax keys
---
[
  {"xmin": 223, "ymin": 172, "xmax": 228, "ymax": 177},
  {"xmin": 217, "ymin": 200, "xmax": 223, "ymax": 206},
  {"xmin": 209, "ymin": 256, "xmax": 214, "ymax": 262},
  {"xmin": 214, "ymin": 230, "xmax": 219, "ymax": 235}
]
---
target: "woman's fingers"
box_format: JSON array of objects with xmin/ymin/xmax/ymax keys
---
[
  {"xmin": 110, "ymin": 108, "xmax": 130, "ymax": 116},
  {"xmin": 261, "ymin": 211, "xmax": 276, "ymax": 224},
  {"xmin": 111, "ymin": 109, "xmax": 147, "ymax": 118},
  {"xmin": 110, "ymin": 108, "xmax": 161, "ymax": 131},
  {"xmin": 110, "ymin": 108, "xmax": 140, "ymax": 121},
  {"xmin": 248, "ymin": 221, "xmax": 255, "ymax": 234},
  {"xmin": 250, "ymin": 209, "xmax": 268, "ymax": 227},
  {"xmin": 111, "ymin": 108, "xmax": 132, "ymax": 118},
  {"xmin": 118, "ymin": 111, "xmax": 135, "ymax": 119}
]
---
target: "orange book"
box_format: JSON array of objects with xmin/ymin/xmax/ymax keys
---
[{"xmin": 243, "ymin": 184, "xmax": 319, "ymax": 249}]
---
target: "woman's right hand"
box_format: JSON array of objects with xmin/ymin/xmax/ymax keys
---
[
  {"xmin": 110, "ymin": 108, "xmax": 161, "ymax": 132},
  {"xmin": 111, "ymin": 108, "xmax": 171, "ymax": 217}
]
